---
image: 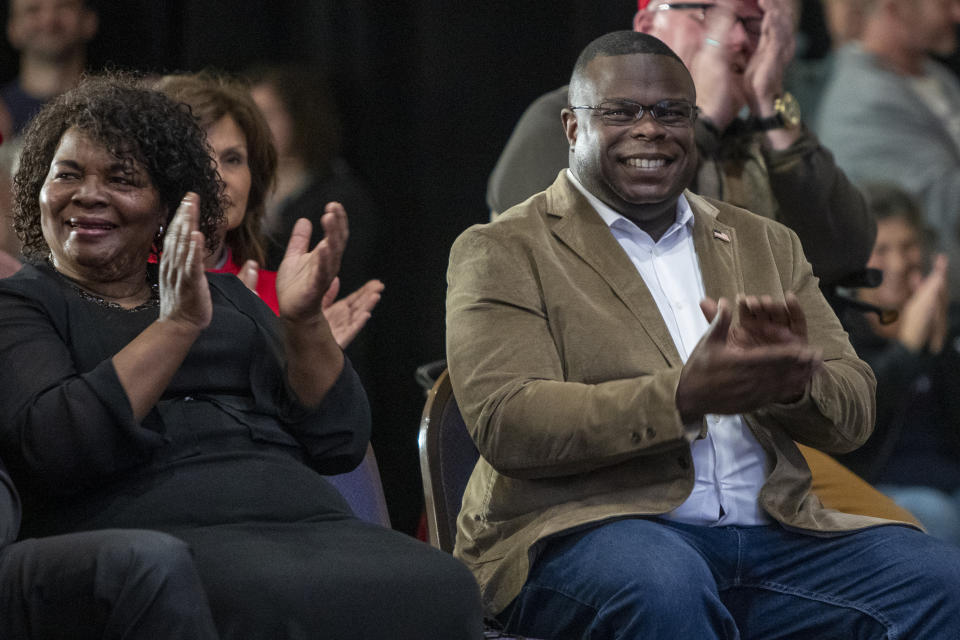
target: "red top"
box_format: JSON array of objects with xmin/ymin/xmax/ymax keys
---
[{"xmin": 209, "ymin": 250, "xmax": 280, "ymax": 314}]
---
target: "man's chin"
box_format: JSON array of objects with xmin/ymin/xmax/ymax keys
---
[{"xmin": 616, "ymin": 186, "xmax": 680, "ymax": 210}]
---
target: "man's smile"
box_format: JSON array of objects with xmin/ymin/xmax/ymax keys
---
[{"xmin": 623, "ymin": 156, "xmax": 671, "ymax": 170}]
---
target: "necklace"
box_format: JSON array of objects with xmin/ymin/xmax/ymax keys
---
[{"xmin": 47, "ymin": 260, "xmax": 160, "ymax": 312}]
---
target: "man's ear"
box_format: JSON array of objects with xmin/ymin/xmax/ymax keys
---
[
  {"xmin": 633, "ymin": 10, "xmax": 654, "ymax": 34},
  {"xmin": 561, "ymin": 108, "xmax": 579, "ymax": 148}
]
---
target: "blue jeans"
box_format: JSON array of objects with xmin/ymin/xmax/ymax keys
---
[{"xmin": 498, "ymin": 518, "xmax": 960, "ymax": 639}]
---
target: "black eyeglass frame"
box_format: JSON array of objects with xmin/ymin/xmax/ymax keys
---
[{"xmin": 568, "ymin": 100, "xmax": 701, "ymax": 127}]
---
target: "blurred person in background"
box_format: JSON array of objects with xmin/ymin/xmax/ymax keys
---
[
  {"xmin": 0, "ymin": 0, "xmax": 98, "ymax": 274},
  {"xmin": 785, "ymin": 0, "xmax": 873, "ymax": 125},
  {"xmin": 246, "ymin": 65, "xmax": 382, "ymax": 291},
  {"xmin": 247, "ymin": 65, "xmax": 384, "ymax": 382},
  {"xmin": 817, "ymin": 0, "xmax": 960, "ymax": 294},
  {"xmin": 1, "ymin": 0, "xmax": 97, "ymax": 139},
  {"xmin": 836, "ymin": 182, "xmax": 960, "ymax": 545}
]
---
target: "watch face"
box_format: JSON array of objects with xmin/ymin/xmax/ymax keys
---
[{"xmin": 777, "ymin": 93, "xmax": 802, "ymax": 129}]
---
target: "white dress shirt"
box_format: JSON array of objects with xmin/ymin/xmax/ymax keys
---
[{"xmin": 567, "ymin": 170, "xmax": 771, "ymax": 526}]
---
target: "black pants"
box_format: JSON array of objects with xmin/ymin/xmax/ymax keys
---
[{"xmin": 0, "ymin": 529, "xmax": 219, "ymax": 639}]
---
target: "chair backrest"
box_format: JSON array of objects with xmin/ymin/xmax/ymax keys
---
[
  {"xmin": 418, "ymin": 369, "xmax": 479, "ymax": 552},
  {"xmin": 324, "ymin": 443, "xmax": 392, "ymax": 528}
]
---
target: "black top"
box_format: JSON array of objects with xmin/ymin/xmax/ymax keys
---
[
  {"xmin": 0, "ymin": 263, "xmax": 370, "ymax": 538},
  {"xmin": 0, "ymin": 79, "xmax": 45, "ymax": 136},
  {"xmin": 0, "ymin": 459, "xmax": 19, "ymax": 548},
  {"xmin": 837, "ymin": 306, "xmax": 960, "ymax": 492},
  {"xmin": 262, "ymin": 160, "xmax": 382, "ymax": 293}
]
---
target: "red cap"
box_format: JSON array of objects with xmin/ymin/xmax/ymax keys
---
[{"xmin": 638, "ymin": 0, "xmax": 653, "ymax": 9}]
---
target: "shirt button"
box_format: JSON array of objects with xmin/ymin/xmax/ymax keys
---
[{"xmin": 183, "ymin": 396, "xmax": 194, "ymax": 402}]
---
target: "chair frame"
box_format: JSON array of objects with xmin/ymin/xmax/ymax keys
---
[{"xmin": 418, "ymin": 368, "xmax": 458, "ymax": 552}]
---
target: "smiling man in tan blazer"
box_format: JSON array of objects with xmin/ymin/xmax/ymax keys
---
[{"xmin": 446, "ymin": 30, "xmax": 960, "ymax": 640}]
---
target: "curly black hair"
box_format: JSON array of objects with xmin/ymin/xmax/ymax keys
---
[{"xmin": 13, "ymin": 72, "xmax": 225, "ymax": 261}]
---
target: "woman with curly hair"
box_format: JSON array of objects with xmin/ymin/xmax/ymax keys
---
[{"xmin": 0, "ymin": 74, "xmax": 483, "ymax": 639}]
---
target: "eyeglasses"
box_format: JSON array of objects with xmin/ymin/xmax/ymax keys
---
[
  {"xmin": 649, "ymin": 2, "xmax": 763, "ymax": 42},
  {"xmin": 569, "ymin": 100, "xmax": 699, "ymax": 127}
]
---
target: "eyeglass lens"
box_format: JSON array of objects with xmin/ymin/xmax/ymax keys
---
[
  {"xmin": 657, "ymin": 2, "xmax": 762, "ymax": 40},
  {"xmin": 593, "ymin": 101, "xmax": 696, "ymax": 126}
]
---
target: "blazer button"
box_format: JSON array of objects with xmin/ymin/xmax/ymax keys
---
[
  {"xmin": 645, "ymin": 427, "xmax": 656, "ymax": 439},
  {"xmin": 678, "ymin": 456, "xmax": 690, "ymax": 470},
  {"xmin": 631, "ymin": 432, "xmax": 642, "ymax": 443}
]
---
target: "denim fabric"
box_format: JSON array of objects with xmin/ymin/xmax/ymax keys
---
[{"xmin": 499, "ymin": 518, "xmax": 960, "ymax": 639}]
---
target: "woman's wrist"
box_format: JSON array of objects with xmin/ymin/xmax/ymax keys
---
[{"xmin": 281, "ymin": 315, "xmax": 344, "ymax": 407}]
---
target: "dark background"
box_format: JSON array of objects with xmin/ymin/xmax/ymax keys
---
[{"xmin": 0, "ymin": 0, "xmax": 847, "ymax": 533}]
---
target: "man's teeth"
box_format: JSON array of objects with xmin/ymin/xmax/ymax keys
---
[{"xmin": 625, "ymin": 158, "xmax": 667, "ymax": 169}]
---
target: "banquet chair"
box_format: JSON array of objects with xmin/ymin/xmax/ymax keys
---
[
  {"xmin": 418, "ymin": 368, "xmax": 477, "ymax": 552},
  {"xmin": 418, "ymin": 370, "xmax": 550, "ymax": 640},
  {"xmin": 324, "ymin": 444, "xmax": 391, "ymax": 528}
]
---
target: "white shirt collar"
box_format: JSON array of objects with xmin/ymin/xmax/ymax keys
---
[{"xmin": 565, "ymin": 168, "xmax": 694, "ymax": 241}]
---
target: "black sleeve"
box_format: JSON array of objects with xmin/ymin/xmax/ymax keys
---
[
  {"xmin": 286, "ymin": 356, "xmax": 371, "ymax": 475},
  {"xmin": 835, "ymin": 310, "xmax": 927, "ymax": 480},
  {"xmin": 0, "ymin": 460, "xmax": 20, "ymax": 546},
  {"xmin": 0, "ymin": 275, "xmax": 165, "ymax": 494}
]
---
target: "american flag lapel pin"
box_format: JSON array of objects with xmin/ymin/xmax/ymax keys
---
[{"xmin": 713, "ymin": 229, "xmax": 731, "ymax": 243}]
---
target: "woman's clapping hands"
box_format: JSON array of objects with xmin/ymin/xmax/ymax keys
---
[
  {"xmin": 276, "ymin": 202, "xmax": 347, "ymax": 325},
  {"xmin": 159, "ymin": 193, "xmax": 212, "ymax": 332}
]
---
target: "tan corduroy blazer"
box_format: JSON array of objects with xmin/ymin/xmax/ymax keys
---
[{"xmin": 446, "ymin": 172, "xmax": 902, "ymax": 615}]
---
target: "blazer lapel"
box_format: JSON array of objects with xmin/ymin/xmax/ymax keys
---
[
  {"xmin": 545, "ymin": 174, "xmax": 681, "ymax": 366},
  {"xmin": 687, "ymin": 191, "xmax": 743, "ymax": 306}
]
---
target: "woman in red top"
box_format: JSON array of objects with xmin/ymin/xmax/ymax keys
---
[{"xmin": 157, "ymin": 73, "xmax": 382, "ymax": 345}]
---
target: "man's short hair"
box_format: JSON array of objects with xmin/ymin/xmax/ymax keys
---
[{"xmin": 570, "ymin": 30, "xmax": 685, "ymax": 100}]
